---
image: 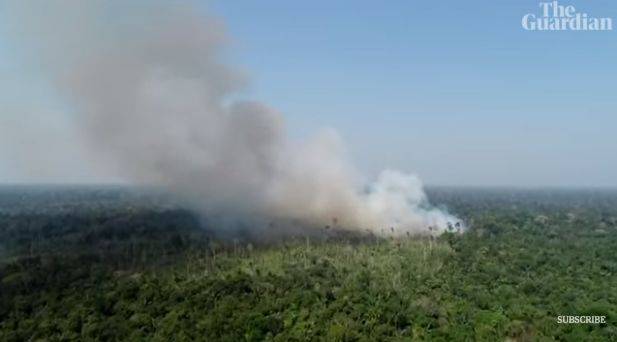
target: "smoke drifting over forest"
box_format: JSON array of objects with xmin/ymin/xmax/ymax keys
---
[{"xmin": 6, "ymin": 1, "xmax": 459, "ymax": 235}]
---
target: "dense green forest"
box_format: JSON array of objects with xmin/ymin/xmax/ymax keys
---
[{"xmin": 1, "ymin": 186, "xmax": 616, "ymax": 341}]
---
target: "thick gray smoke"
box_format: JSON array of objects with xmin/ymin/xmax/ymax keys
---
[{"xmin": 6, "ymin": 1, "xmax": 459, "ymax": 236}]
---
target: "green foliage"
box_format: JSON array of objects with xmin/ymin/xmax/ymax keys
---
[{"xmin": 1, "ymin": 187, "xmax": 616, "ymax": 340}]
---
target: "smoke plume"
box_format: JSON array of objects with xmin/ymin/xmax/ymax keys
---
[{"xmin": 5, "ymin": 1, "xmax": 459, "ymax": 236}]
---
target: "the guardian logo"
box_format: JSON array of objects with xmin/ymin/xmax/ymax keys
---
[{"xmin": 522, "ymin": 1, "xmax": 613, "ymax": 31}]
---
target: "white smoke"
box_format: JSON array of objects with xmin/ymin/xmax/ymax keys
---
[{"xmin": 5, "ymin": 0, "xmax": 460, "ymax": 236}]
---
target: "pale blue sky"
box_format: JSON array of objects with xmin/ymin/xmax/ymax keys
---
[{"xmin": 1, "ymin": 0, "xmax": 616, "ymax": 186}]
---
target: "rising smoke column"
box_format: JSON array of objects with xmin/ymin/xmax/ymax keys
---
[{"xmin": 5, "ymin": 0, "xmax": 459, "ymax": 235}]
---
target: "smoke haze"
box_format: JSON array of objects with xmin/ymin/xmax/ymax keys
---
[{"xmin": 3, "ymin": 0, "xmax": 459, "ymax": 235}]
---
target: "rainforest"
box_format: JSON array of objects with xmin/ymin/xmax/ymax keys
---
[{"xmin": 1, "ymin": 186, "xmax": 615, "ymax": 341}]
